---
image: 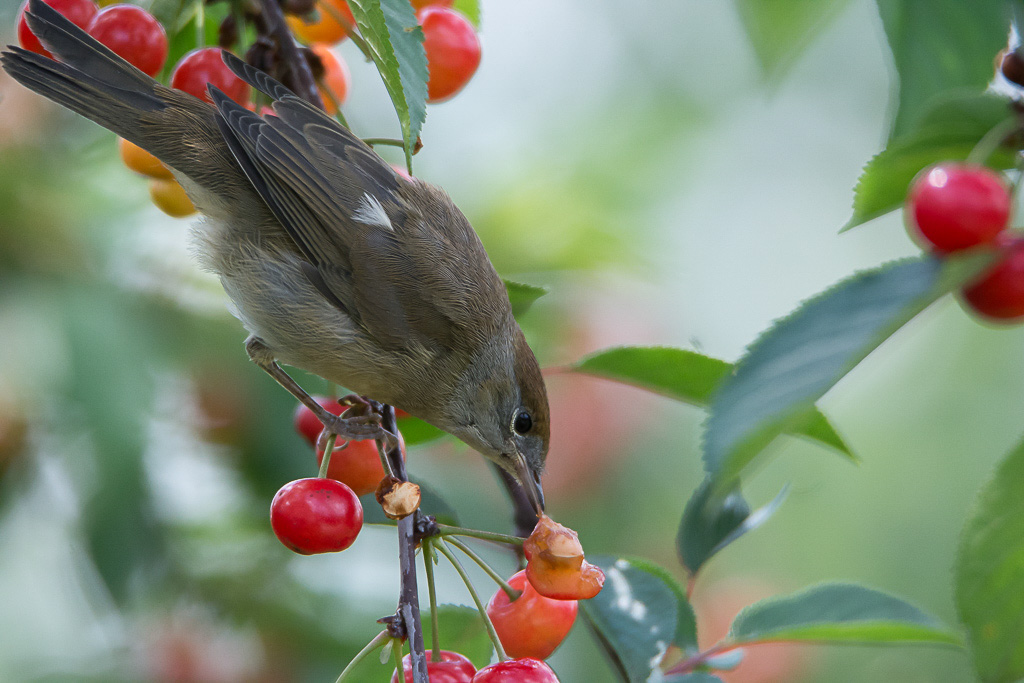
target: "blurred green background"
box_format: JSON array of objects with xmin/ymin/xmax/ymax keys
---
[{"xmin": 1, "ymin": 0, "xmax": 1021, "ymax": 681}]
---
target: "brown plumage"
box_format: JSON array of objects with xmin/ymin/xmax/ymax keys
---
[{"xmin": 3, "ymin": 0, "xmax": 549, "ymax": 508}]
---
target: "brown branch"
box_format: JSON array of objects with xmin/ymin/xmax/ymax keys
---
[
  {"xmin": 257, "ymin": 0, "xmax": 322, "ymax": 108},
  {"xmin": 380, "ymin": 405, "xmax": 429, "ymax": 683}
]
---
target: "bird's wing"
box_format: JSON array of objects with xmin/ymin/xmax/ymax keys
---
[{"xmin": 211, "ymin": 57, "xmax": 509, "ymax": 353}]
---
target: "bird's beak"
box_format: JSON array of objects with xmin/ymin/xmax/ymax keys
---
[{"xmin": 514, "ymin": 452, "xmax": 545, "ymax": 515}]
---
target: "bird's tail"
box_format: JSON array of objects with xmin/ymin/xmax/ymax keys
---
[{"xmin": 1, "ymin": 0, "xmax": 236, "ymax": 193}]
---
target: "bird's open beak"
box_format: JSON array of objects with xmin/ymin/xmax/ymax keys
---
[{"xmin": 514, "ymin": 452, "xmax": 545, "ymax": 515}]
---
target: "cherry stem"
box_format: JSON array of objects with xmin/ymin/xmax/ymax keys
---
[
  {"xmin": 317, "ymin": 1, "xmax": 374, "ymax": 62},
  {"xmin": 436, "ymin": 524, "xmax": 525, "ymax": 547},
  {"xmin": 317, "ymin": 432, "xmax": 337, "ymax": 479},
  {"xmin": 392, "ymin": 636, "xmax": 405, "ymax": 680},
  {"xmin": 446, "ymin": 537, "xmax": 521, "ymax": 602},
  {"xmin": 334, "ymin": 630, "xmax": 390, "ymax": 683},
  {"xmin": 967, "ymin": 117, "xmax": 1018, "ymax": 166},
  {"xmin": 663, "ymin": 641, "xmax": 741, "ymax": 676},
  {"xmin": 434, "ymin": 539, "xmax": 509, "ymax": 662},
  {"xmin": 363, "ymin": 138, "xmax": 408, "ymax": 148},
  {"xmin": 422, "ymin": 539, "xmax": 443, "ymax": 662},
  {"xmin": 195, "ymin": 0, "xmax": 205, "ymax": 47}
]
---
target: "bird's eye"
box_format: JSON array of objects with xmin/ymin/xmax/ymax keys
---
[{"xmin": 513, "ymin": 411, "xmax": 533, "ymax": 435}]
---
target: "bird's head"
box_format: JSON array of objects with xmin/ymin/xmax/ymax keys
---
[{"xmin": 446, "ymin": 327, "xmax": 549, "ymax": 515}]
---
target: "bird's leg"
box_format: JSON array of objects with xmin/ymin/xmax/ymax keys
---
[{"xmin": 245, "ymin": 336, "xmax": 395, "ymax": 445}]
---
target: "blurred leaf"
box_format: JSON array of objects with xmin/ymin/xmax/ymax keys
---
[
  {"xmin": 665, "ymin": 675, "xmax": 724, "ymax": 683},
  {"xmin": 424, "ymin": 605, "xmax": 494, "ymax": 668},
  {"xmin": 451, "ymin": 0, "xmax": 480, "ymax": 27},
  {"xmin": 348, "ymin": 0, "xmax": 428, "ymax": 168},
  {"xmin": 582, "ymin": 557, "xmax": 683, "ymax": 682},
  {"xmin": 844, "ymin": 94, "xmax": 1015, "ymax": 231},
  {"xmin": 504, "ymin": 279, "xmax": 547, "ymax": 318},
  {"xmin": 875, "ymin": 0, "xmax": 1010, "ymax": 139},
  {"xmin": 729, "ymin": 583, "xmax": 963, "ymax": 646},
  {"xmin": 63, "ymin": 285, "xmax": 164, "ymax": 601},
  {"xmin": 703, "ymin": 253, "xmax": 993, "ymax": 485},
  {"xmin": 704, "ymin": 650, "xmax": 744, "ymax": 670},
  {"xmin": 735, "ymin": 0, "xmax": 852, "ymax": 80},
  {"xmin": 678, "ymin": 477, "xmax": 787, "ymax": 577},
  {"xmin": 956, "ymin": 435, "xmax": 1024, "ymax": 682},
  {"xmin": 361, "ymin": 481, "xmax": 459, "ymax": 526},
  {"xmin": 397, "ymin": 415, "xmax": 447, "ymax": 445},
  {"xmin": 572, "ymin": 346, "xmax": 852, "ymax": 460}
]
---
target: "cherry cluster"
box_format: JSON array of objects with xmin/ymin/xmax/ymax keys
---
[
  {"xmin": 286, "ymin": 0, "xmax": 482, "ymax": 103},
  {"xmin": 279, "ymin": 399, "xmax": 605, "ymax": 681},
  {"xmin": 17, "ymin": 0, "xmax": 481, "ymax": 218},
  {"xmin": 906, "ymin": 163, "xmax": 1024, "ymax": 321}
]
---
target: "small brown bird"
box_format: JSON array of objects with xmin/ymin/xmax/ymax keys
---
[{"xmin": 3, "ymin": 0, "xmax": 548, "ymax": 511}]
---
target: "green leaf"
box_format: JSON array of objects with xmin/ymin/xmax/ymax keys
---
[
  {"xmin": 729, "ymin": 583, "xmax": 962, "ymax": 646},
  {"xmin": 424, "ymin": 605, "xmax": 493, "ymax": 668},
  {"xmin": 735, "ymin": 0, "xmax": 852, "ymax": 80},
  {"xmin": 625, "ymin": 558, "xmax": 699, "ymax": 656},
  {"xmin": 956, "ymin": 435, "xmax": 1024, "ymax": 682},
  {"xmin": 396, "ymin": 415, "xmax": 446, "ymax": 445},
  {"xmin": 582, "ymin": 557, "xmax": 686, "ymax": 682},
  {"xmin": 876, "ymin": 0, "xmax": 1010, "ymax": 139},
  {"xmin": 451, "ymin": 0, "xmax": 480, "ymax": 27},
  {"xmin": 504, "ymin": 279, "xmax": 547, "ymax": 318},
  {"xmin": 572, "ymin": 346, "xmax": 853, "ymax": 460},
  {"xmin": 361, "ymin": 482, "xmax": 458, "ymax": 526},
  {"xmin": 844, "ymin": 94, "xmax": 1015, "ymax": 231},
  {"xmin": 703, "ymin": 253, "xmax": 992, "ymax": 484},
  {"xmin": 347, "ymin": 0, "xmax": 428, "ymax": 168},
  {"xmin": 678, "ymin": 478, "xmax": 788, "ymax": 577}
]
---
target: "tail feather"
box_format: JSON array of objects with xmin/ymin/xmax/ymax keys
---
[{"xmin": 1, "ymin": 46, "xmax": 164, "ymax": 140}]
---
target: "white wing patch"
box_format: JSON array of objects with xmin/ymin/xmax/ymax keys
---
[{"xmin": 352, "ymin": 193, "xmax": 393, "ymax": 230}]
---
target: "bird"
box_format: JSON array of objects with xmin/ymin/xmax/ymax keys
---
[{"xmin": 2, "ymin": 0, "xmax": 549, "ymax": 513}]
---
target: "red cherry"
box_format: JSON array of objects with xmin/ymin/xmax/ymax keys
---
[
  {"xmin": 907, "ymin": 164, "xmax": 1011, "ymax": 253},
  {"xmin": 170, "ymin": 47, "xmax": 250, "ymax": 105},
  {"xmin": 417, "ymin": 7, "xmax": 481, "ymax": 103},
  {"xmin": 410, "ymin": 0, "xmax": 454, "ymax": 8},
  {"xmin": 311, "ymin": 44, "xmax": 350, "ymax": 114},
  {"xmin": 523, "ymin": 515, "xmax": 605, "ymax": 600},
  {"xmin": 486, "ymin": 570, "xmax": 577, "ymax": 660},
  {"xmin": 962, "ymin": 239, "xmax": 1024, "ymax": 321},
  {"xmin": 391, "ymin": 650, "xmax": 476, "ymax": 683},
  {"xmin": 18, "ymin": 0, "xmax": 99, "ymax": 58},
  {"xmin": 87, "ymin": 5, "xmax": 167, "ymax": 77},
  {"xmin": 270, "ymin": 478, "xmax": 362, "ymax": 554},
  {"xmin": 472, "ymin": 659, "xmax": 559, "ymax": 683},
  {"xmin": 293, "ymin": 396, "xmax": 346, "ymax": 446}
]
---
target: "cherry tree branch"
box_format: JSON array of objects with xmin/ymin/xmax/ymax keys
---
[
  {"xmin": 380, "ymin": 405, "xmax": 429, "ymax": 683},
  {"xmin": 256, "ymin": 0, "xmax": 321, "ymax": 107}
]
